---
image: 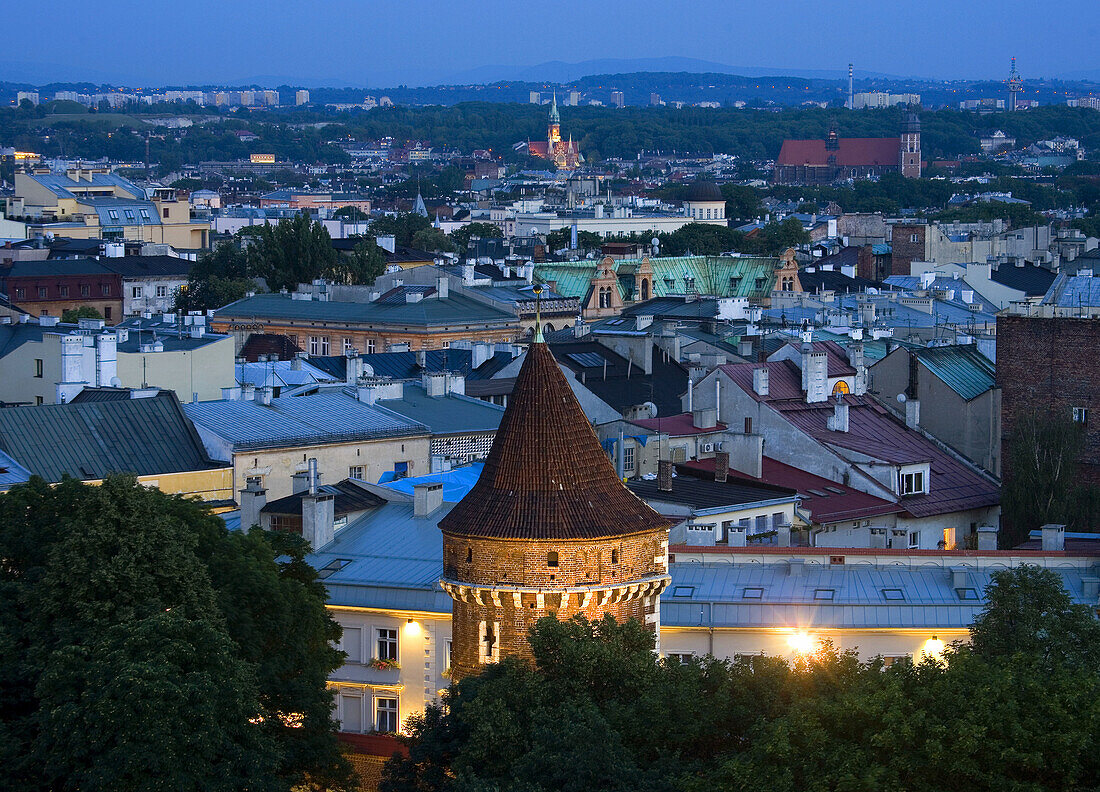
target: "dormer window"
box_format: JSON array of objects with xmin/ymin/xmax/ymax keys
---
[{"xmin": 900, "ymin": 466, "xmax": 928, "ymax": 496}]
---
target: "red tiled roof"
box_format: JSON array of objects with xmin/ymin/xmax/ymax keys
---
[
  {"xmin": 772, "ymin": 400, "xmax": 1000, "ymax": 517},
  {"xmin": 718, "ymin": 360, "xmax": 804, "ymax": 402},
  {"xmin": 527, "ymin": 142, "xmax": 549, "ymax": 157},
  {"xmin": 438, "ymin": 342, "xmax": 667, "ymax": 540},
  {"xmin": 630, "ymin": 412, "xmax": 727, "ymax": 436},
  {"xmin": 337, "ymin": 732, "xmax": 408, "ymax": 758},
  {"xmin": 683, "ymin": 457, "xmax": 903, "ymax": 524},
  {"xmin": 777, "ymin": 138, "xmax": 902, "ymax": 168}
]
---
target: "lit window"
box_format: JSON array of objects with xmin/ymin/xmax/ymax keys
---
[
  {"xmin": 376, "ymin": 628, "xmax": 398, "ymax": 661},
  {"xmin": 374, "ymin": 697, "xmax": 398, "ymax": 733}
]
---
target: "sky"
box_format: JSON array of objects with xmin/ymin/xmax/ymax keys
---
[{"xmin": 5, "ymin": 0, "xmax": 1099, "ymax": 88}]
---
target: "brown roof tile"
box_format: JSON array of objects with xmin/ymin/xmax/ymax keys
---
[{"xmin": 438, "ymin": 342, "xmax": 667, "ymax": 540}]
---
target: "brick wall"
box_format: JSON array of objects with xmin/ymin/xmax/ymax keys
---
[
  {"xmin": 998, "ymin": 314, "xmax": 1100, "ymax": 487},
  {"xmin": 443, "ymin": 530, "xmax": 667, "ymax": 680},
  {"xmin": 890, "ymin": 224, "xmax": 926, "ymax": 277}
]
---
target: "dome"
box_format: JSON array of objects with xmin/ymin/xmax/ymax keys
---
[{"xmin": 685, "ymin": 178, "xmax": 723, "ymax": 202}]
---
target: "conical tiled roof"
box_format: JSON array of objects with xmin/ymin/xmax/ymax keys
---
[{"xmin": 439, "ymin": 342, "xmax": 667, "ymax": 540}]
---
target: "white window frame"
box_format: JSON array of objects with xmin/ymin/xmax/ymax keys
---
[
  {"xmin": 623, "ymin": 444, "xmax": 635, "ymax": 471},
  {"xmin": 349, "ymin": 465, "xmax": 364, "ymax": 480},
  {"xmin": 908, "ymin": 531, "xmax": 920, "ymax": 549},
  {"xmin": 155, "ymin": 284, "xmax": 167, "ymax": 298},
  {"xmin": 132, "ymin": 286, "xmax": 143, "ymax": 298},
  {"xmin": 1073, "ymin": 406, "xmax": 1089, "ymax": 424},
  {"xmin": 367, "ymin": 339, "xmax": 376, "ymax": 354},
  {"xmin": 374, "ymin": 696, "xmax": 399, "ymax": 733},
  {"xmin": 342, "ymin": 337, "xmax": 355, "ymax": 353},
  {"xmin": 376, "ymin": 627, "xmax": 398, "ymax": 661}
]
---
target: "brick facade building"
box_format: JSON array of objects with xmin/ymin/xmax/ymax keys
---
[
  {"xmin": 1, "ymin": 259, "xmax": 123, "ymax": 320},
  {"xmin": 439, "ymin": 339, "xmax": 670, "ymax": 681},
  {"xmin": 998, "ymin": 314, "xmax": 1100, "ymax": 488}
]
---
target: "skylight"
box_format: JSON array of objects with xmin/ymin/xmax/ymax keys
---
[
  {"xmin": 882, "ymin": 588, "xmax": 905, "ymax": 601},
  {"xmin": 742, "ymin": 587, "xmax": 764, "ymax": 599},
  {"xmin": 671, "ymin": 586, "xmax": 695, "ymax": 598},
  {"xmin": 955, "ymin": 587, "xmax": 979, "ymax": 601},
  {"xmin": 813, "ymin": 589, "xmax": 835, "ymax": 600}
]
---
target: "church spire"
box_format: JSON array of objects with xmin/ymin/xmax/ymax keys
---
[{"xmin": 549, "ymin": 91, "xmax": 559, "ymax": 123}]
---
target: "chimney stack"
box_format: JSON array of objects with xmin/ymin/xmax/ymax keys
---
[
  {"xmin": 1041, "ymin": 524, "xmax": 1065, "ymax": 552},
  {"xmin": 828, "ymin": 398, "xmax": 849, "ymax": 432},
  {"xmin": 752, "ymin": 365, "xmax": 769, "ymax": 397},
  {"xmin": 905, "ymin": 398, "xmax": 920, "ymax": 429},
  {"xmin": 976, "ymin": 525, "xmax": 998, "ymax": 551},
  {"xmin": 714, "ymin": 451, "xmax": 729, "ymax": 482},
  {"xmin": 657, "ymin": 460, "xmax": 673, "ymax": 492},
  {"xmin": 413, "ymin": 482, "xmax": 444, "ymax": 518},
  {"xmin": 239, "ymin": 479, "xmax": 267, "ymax": 530}
]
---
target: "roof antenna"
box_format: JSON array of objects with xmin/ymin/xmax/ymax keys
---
[{"xmin": 533, "ymin": 284, "xmax": 544, "ymax": 343}]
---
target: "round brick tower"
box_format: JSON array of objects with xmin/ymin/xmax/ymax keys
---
[{"xmin": 439, "ymin": 338, "xmax": 670, "ymax": 682}]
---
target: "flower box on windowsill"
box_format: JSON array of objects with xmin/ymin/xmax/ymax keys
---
[{"xmin": 368, "ymin": 658, "xmax": 400, "ymax": 671}]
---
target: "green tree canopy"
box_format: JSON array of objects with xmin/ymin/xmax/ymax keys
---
[
  {"xmin": 368, "ymin": 213, "xmax": 432, "ymax": 247},
  {"xmin": 176, "ymin": 239, "xmax": 255, "ymax": 312},
  {"xmin": 449, "ymin": 222, "xmax": 503, "ymax": 252},
  {"xmin": 333, "ymin": 206, "xmax": 368, "ymax": 222},
  {"xmin": 248, "ymin": 213, "xmax": 341, "ymax": 292},
  {"xmin": 0, "ymin": 476, "xmax": 352, "ymax": 792},
  {"xmin": 411, "ymin": 226, "xmax": 456, "ymax": 254},
  {"xmin": 60, "ymin": 305, "xmax": 103, "ymax": 323}
]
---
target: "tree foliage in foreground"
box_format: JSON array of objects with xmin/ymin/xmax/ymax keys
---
[
  {"xmin": 0, "ymin": 476, "xmax": 353, "ymax": 792},
  {"xmin": 383, "ymin": 566, "xmax": 1100, "ymax": 792}
]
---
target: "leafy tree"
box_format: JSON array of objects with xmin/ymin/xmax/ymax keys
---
[
  {"xmin": 1002, "ymin": 412, "xmax": 1097, "ymax": 543},
  {"xmin": 176, "ymin": 240, "xmax": 255, "ymax": 312},
  {"xmin": 60, "ymin": 305, "xmax": 103, "ymax": 323},
  {"xmin": 247, "ymin": 213, "xmax": 340, "ymax": 292},
  {"xmin": 333, "ymin": 206, "xmax": 368, "ymax": 222},
  {"xmin": 410, "ymin": 227, "xmax": 456, "ymax": 254},
  {"xmin": 344, "ymin": 237, "xmax": 387, "ymax": 285},
  {"xmin": 450, "ymin": 222, "xmax": 503, "ymax": 252},
  {"xmin": 0, "ymin": 476, "xmax": 352, "ymax": 792},
  {"xmin": 368, "ymin": 213, "xmax": 432, "ymax": 248},
  {"xmin": 969, "ymin": 565, "xmax": 1100, "ymax": 670},
  {"xmin": 545, "ymin": 228, "xmax": 602, "ymax": 252}
]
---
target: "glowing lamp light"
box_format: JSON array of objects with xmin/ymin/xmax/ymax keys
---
[
  {"xmin": 787, "ymin": 631, "xmax": 816, "ymax": 654},
  {"xmin": 923, "ymin": 635, "xmax": 946, "ymax": 661},
  {"xmin": 404, "ymin": 618, "xmax": 421, "ymax": 636}
]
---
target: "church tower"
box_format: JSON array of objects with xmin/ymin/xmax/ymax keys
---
[
  {"xmin": 900, "ymin": 112, "xmax": 921, "ymax": 178},
  {"xmin": 439, "ymin": 297, "xmax": 670, "ymax": 682},
  {"xmin": 547, "ymin": 92, "xmax": 562, "ymax": 148}
]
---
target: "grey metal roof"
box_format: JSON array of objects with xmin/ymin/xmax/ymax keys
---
[
  {"xmin": 86, "ymin": 198, "xmax": 162, "ymax": 227},
  {"xmin": 914, "ymin": 344, "xmax": 996, "ymax": 401},
  {"xmin": 661, "ymin": 560, "xmax": 1098, "ymax": 629},
  {"xmin": 376, "ymin": 384, "xmax": 504, "ymax": 435},
  {"xmin": 0, "ymin": 449, "xmax": 32, "ymax": 489},
  {"xmin": 5, "ymin": 258, "xmax": 114, "ymax": 279},
  {"xmin": 27, "ymin": 171, "xmax": 143, "ymax": 201},
  {"xmin": 0, "ymin": 391, "xmax": 222, "ymax": 482},
  {"xmin": 183, "ymin": 391, "xmax": 429, "ymax": 452},
  {"xmin": 215, "ymin": 292, "xmax": 517, "ymax": 329}
]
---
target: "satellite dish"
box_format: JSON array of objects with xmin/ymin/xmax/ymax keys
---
[
  {"xmin": 109, "ymin": 377, "xmax": 122, "ymax": 387},
  {"xmin": 651, "ymin": 237, "xmax": 659, "ymax": 247},
  {"xmin": 897, "ymin": 393, "xmax": 907, "ymax": 404},
  {"xmin": 640, "ymin": 401, "xmax": 658, "ymax": 419}
]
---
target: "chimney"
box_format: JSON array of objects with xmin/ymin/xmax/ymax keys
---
[
  {"xmin": 787, "ymin": 558, "xmax": 803, "ymax": 576},
  {"xmin": 827, "ymin": 399, "xmax": 849, "ymax": 432},
  {"xmin": 686, "ymin": 379, "xmax": 693, "ymax": 412},
  {"xmin": 255, "ymin": 386, "xmax": 273, "ymax": 406},
  {"xmin": 905, "ymin": 398, "xmax": 920, "ymax": 429},
  {"xmin": 804, "ymin": 351, "xmax": 828, "ymax": 403},
  {"xmin": 976, "ymin": 525, "xmax": 998, "ymax": 551},
  {"xmin": 692, "ymin": 407, "xmax": 717, "ymax": 429},
  {"xmin": 416, "ymin": 349, "xmax": 427, "ymax": 368},
  {"xmin": 422, "ymin": 371, "xmax": 447, "ymax": 397},
  {"xmin": 345, "ymin": 350, "xmax": 363, "ymax": 383},
  {"xmin": 752, "ymin": 365, "xmax": 769, "ymax": 396},
  {"xmin": 291, "ymin": 470, "xmax": 311, "ymax": 495},
  {"xmin": 95, "ymin": 332, "xmax": 117, "ymax": 387},
  {"xmin": 413, "ymin": 482, "xmax": 444, "ymax": 518},
  {"xmin": 1041, "ymin": 524, "xmax": 1065, "ymax": 552},
  {"xmin": 435, "ymin": 276, "xmax": 449, "ymax": 299},
  {"xmin": 301, "ymin": 488, "xmax": 335, "ymax": 550},
  {"xmin": 242, "ymin": 384, "xmax": 256, "ymax": 401},
  {"xmin": 471, "ymin": 342, "xmax": 492, "ymax": 369},
  {"xmin": 951, "ymin": 567, "xmax": 968, "ymax": 589},
  {"xmin": 657, "ymin": 460, "xmax": 673, "ymax": 492},
  {"xmin": 777, "ymin": 524, "xmax": 791, "ymax": 547},
  {"xmin": 714, "ymin": 451, "xmax": 729, "ymax": 482},
  {"xmin": 239, "ymin": 479, "xmax": 267, "ymax": 530}
]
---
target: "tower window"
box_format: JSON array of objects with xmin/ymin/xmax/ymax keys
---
[
  {"xmin": 465, "ymin": 547, "xmax": 472, "ymax": 563},
  {"xmin": 547, "ymin": 551, "xmax": 559, "ymax": 567},
  {"xmin": 611, "ymin": 549, "xmax": 618, "ymax": 564}
]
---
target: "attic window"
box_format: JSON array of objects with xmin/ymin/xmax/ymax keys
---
[
  {"xmin": 671, "ymin": 586, "xmax": 695, "ymax": 598},
  {"xmin": 955, "ymin": 587, "xmax": 979, "ymax": 601},
  {"xmin": 881, "ymin": 588, "xmax": 905, "ymax": 601},
  {"xmin": 813, "ymin": 589, "xmax": 835, "ymax": 601},
  {"xmin": 317, "ymin": 558, "xmax": 352, "ymax": 579},
  {"xmin": 824, "ymin": 486, "xmax": 846, "ymax": 494},
  {"xmin": 807, "ymin": 489, "xmax": 831, "ymax": 497},
  {"xmin": 742, "ymin": 587, "xmax": 764, "ymax": 599}
]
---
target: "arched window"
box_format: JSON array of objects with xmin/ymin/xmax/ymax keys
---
[
  {"xmin": 547, "ymin": 551, "xmax": 559, "ymax": 567},
  {"xmin": 611, "ymin": 549, "xmax": 618, "ymax": 564},
  {"xmin": 466, "ymin": 547, "xmax": 473, "ymax": 563},
  {"xmin": 543, "ymin": 323, "xmax": 555, "ymax": 332},
  {"xmin": 640, "ymin": 278, "xmax": 649, "ymax": 301}
]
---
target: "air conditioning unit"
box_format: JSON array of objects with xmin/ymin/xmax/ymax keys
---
[{"xmin": 701, "ymin": 442, "xmax": 715, "ymax": 453}]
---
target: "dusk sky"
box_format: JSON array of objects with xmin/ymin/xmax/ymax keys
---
[{"xmin": 6, "ymin": 0, "xmax": 1099, "ymax": 87}]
